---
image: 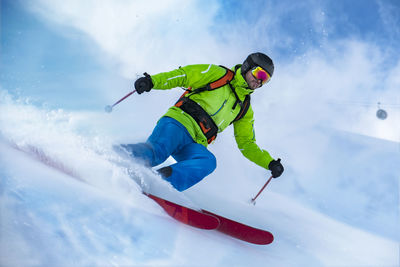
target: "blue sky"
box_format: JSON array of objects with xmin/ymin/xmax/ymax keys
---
[{"xmin": 214, "ymin": 0, "xmax": 400, "ymax": 63}]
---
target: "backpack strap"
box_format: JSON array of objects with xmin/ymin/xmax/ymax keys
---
[
  {"xmin": 228, "ymin": 65, "xmax": 245, "ymax": 110},
  {"xmin": 188, "ymin": 65, "xmax": 235, "ymax": 95},
  {"xmin": 230, "ymin": 95, "xmax": 251, "ymax": 124},
  {"xmin": 175, "ymin": 95, "xmax": 218, "ymax": 144},
  {"xmin": 208, "ymin": 66, "xmax": 235, "ymax": 90}
]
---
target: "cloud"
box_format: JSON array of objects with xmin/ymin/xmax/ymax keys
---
[
  {"xmin": 255, "ymin": 38, "xmax": 399, "ymax": 142},
  {"xmin": 27, "ymin": 0, "xmax": 223, "ymax": 76}
]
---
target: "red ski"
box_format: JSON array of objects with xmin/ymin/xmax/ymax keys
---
[
  {"xmin": 203, "ymin": 210, "xmax": 274, "ymax": 245},
  {"xmin": 147, "ymin": 193, "xmax": 274, "ymax": 245},
  {"xmin": 146, "ymin": 194, "xmax": 219, "ymax": 230}
]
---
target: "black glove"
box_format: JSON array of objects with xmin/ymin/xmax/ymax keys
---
[
  {"xmin": 268, "ymin": 158, "xmax": 284, "ymax": 178},
  {"xmin": 134, "ymin": 73, "xmax": 153, "ymax": 94}
]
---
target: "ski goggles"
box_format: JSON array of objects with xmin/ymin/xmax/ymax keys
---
[{"xmin": 251, "ymin": 66, "xmax": 271, "ymax": 85}]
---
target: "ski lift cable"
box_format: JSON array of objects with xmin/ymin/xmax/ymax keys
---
[{"xmin": 327, "ymin": 101, "xmax": 400, "ymax": 108}]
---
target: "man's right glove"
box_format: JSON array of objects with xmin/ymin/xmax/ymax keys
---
[
  {"xmin": 134, "ymin": 73, "xmax": 153, "ymax": 94},
  {"xmin": 268, "ymin": 158, "xmax": 284, "ymax": 178}
]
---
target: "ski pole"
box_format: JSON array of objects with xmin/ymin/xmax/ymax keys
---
[
  {"xmin": 251, "ymin": 175, "xmax": 273, "ymax": 205},
  {"xmin": 105, "ymin": 90, "xmax": 136, "ymax": 113}
]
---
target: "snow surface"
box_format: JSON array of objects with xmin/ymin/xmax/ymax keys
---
[{"xmin": 0, "ymin": 91, "xmax": 398, "ymax": 266}]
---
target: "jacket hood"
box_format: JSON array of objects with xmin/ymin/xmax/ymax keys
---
[{"xmin": 231, "ymin": 64, "xmax": 254, "ymax": 97}]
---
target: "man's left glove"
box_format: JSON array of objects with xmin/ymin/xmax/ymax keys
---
[
  {"xmin": 268, "ymin": 158, "xmax": 284, "ymax": 178},
  {"xmin": 134, "ymin": 73, "xmax": 153, "ymax": 94}
]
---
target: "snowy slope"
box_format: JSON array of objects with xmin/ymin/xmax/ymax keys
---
[{"xmin": 0, "ymin": 96, "xmax": 397, "ymax": 266}]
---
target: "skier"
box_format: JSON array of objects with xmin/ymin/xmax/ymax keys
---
[{"xmin": 116, "ymin": 52, "xmax": 284, "ymax": 191}]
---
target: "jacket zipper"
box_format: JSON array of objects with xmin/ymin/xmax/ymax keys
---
[{"xmin": 210, "ymin": 99, "xmax": 227, "ymax": 116}]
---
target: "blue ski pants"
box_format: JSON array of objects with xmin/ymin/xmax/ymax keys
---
[{"xmin": 121, "ymin": 117, "xmax": 216, "ymax": 191}]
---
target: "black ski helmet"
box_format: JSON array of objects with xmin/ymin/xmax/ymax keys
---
[{"xmin": 241, "ymin": 52, "xmax": 274, "ymax": 78}]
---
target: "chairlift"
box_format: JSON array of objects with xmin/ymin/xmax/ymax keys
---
[{"xmin": 376, "ymin": 102, "xmax": 387, "ymax": 120}]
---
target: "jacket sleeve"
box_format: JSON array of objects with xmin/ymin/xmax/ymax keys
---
[
  {"xmin": 149, "ymin": 64, "xmax": 226, "ymax": 90},
  {"xmin": 233, "ymin": 105, "xmax": 274, "ymax": 170}
]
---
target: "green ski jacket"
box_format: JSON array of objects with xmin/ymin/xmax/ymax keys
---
[{"xmin": 150, "ymin": 64, "xmax": 274, "ymax": 170}]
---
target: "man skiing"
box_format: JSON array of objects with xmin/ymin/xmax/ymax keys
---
[{"xmin": 117, "ymin": 52, "xmax": 284, "ymax": 191}]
